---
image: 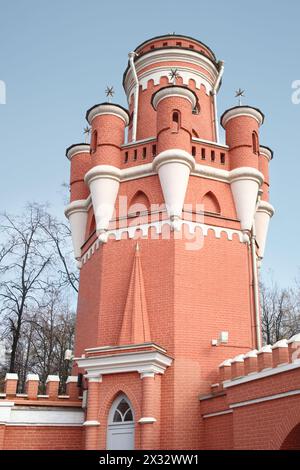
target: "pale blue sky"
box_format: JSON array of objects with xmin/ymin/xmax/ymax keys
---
[{"xmin": 0, "ymin": 0, "xmax": 299, "ymax": 287}]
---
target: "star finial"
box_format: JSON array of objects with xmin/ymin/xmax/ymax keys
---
[
  {"xmin": 105, "ymin": 86, "xmax": 115, "ymax": 103},
  {"xmin": 83, "ymin": 126, "xmax": 91, "ymax": 143},
  {"xmin": 235, "ymin": 88, "xmax": 245, "ymax": 106},
  {"xmin": 169, "ymin": 68, "xmax": 181, "ymax": 86}
]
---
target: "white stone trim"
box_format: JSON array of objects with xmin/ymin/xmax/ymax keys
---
[
  {"xmin": 75, "ymin": 350, "xmax": 173, "ymax": 376},
  {"xmin": 153, "ymin": 149, "xmax": 195, "ymax": 172},
  {"xmin": 192, "ymin": 137, "xmax": 229, "ymax": 149},
  {"xmin": 84, "ymin": 165, "xmax": 121, "ymax": 186},
  {"xmin": 122, "ymin": 137, "xmax": 156, "ymax": 148},
  {"xmin": 152, "ymin": 86, "xmax": 197, "ymax": 110},
  {"xmin": 230, "ymin": 389, "xmax": 300, "ymax": 409},
  {"xmin": 86, "ymin": 104, "xmax": 129, "ymax": 126},
  {"xmin": 259, "ymin": 146, "xmax": 272, "ymax": 161},
  {"xmin": 138, "ymin": 417, "xmax": 157, "ymax": 424},
  {"xmin": 64, "ymin": 199, "xmax": 89, "ymax": 218},
  {"xmin": 221, "ymin": 106, "xmax": 264, "ymax": 127},
  {"xmin": 244, "ymin": 349, "xmax": 258, "ymax": 359},
  {"xmin": 66, "ymin": 375, "xmax": 78, "ymax": 384},
  {"xmin": 140, "ymin": 372, "xmax": 155, "ymax": 379},
  {"xmin": 223, "ymin": 360, "xmax": 300, "ymax": 389},
  {"xmin": 202, "ymin": 409, "xmax": 233, "ymax": 419},
  {"xmin": 0, "ymin": 406, "xmax": 84, "ymax": 426},
  {"xmin": 83, "ymin": 420, "xmax": 101, "ymax": 426},
  {"xmin": 81, "ymin": 220, "xmax": 245, "ymax": 266},
  {"xmin": 85, "ymin": 343, "xmax": 166, "ymax": 354},
  {"xmin": 256, "ymin": 201, "xmax": 275, "ymax": 218},
  {"xmin": 66, "ymin": 144, "xmax": 90, "ymax": 161},
  {"xmin": 5, "ymin": 373, "xmax": 18, "ymax": 381},
  {"xmin": 26, "ymin": 374, "xmax": 39, "ymax": 382},
  {"xmin": 46, "ymin": 375, "xmax": 60, "ymax": 383},
  {"xmin": 272, "ymin": 339, "xmax": 288, "ymax": 349}
]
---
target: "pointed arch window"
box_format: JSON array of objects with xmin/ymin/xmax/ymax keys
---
[{"xmin": 112, "ymin": 397, "xmax": 134, "ymax": 423}]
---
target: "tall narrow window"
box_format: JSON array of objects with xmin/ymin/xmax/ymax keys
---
[
  {"xmin": 220, "ymin": 153, "xmax": 225, "ymax": 164},
  {"xmin": 211, "ymin": 150, "xmax": 215, "ymax": 162},
  {"xmin": 252, "ymin": 132, "xmax": 259, "ymax": 154},
  {"xmin": 172, "ymin": 111, "xmax": 180, "ymax": 133},
  {"xmin": 201, "ymin": 148, "xmax": 206, "ymax": 160},
  {"xmin": 152, "ymin": 144, "xmax": 157, "ymax": 158},
  {"xmin": 192, "ymin": 146, "xmax": 196, "ymax": 157},
  {"xmin": 91, "ymin": 130, "xmax": 97, "ymax": 154},
  {"xmin": 142, "ymin": 147, "xmax": 147, "ymax": 159},
  {"xmin": 124, "ymin": 151, "xmax": 128, "ymax": 163},
  {"xmin": 133, "ymin": 149, "xmax": 137, "ymax": 160}
]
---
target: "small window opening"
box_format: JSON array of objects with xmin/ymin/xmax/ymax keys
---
[
  {"xmin": 220, "ymin": 153, "xmax": 225, "ymax": 164},
  {"xmin": 192, "ymin": 146, "xmax": 196, "ymax": 157},
  {"xmin": 172, "ymin": 111, "xmax": 180, "ymax": 132},
  {"xmin": 189, "ymin": 44, "xmax": 194, "ymax": 49},
  {"xmin": 142, "ymin": 147, "xmax": 147, "ymax": 159},
  {"xmin": 163, "ymin": 42, "xmax": 168, "ymax": 46},
  {"xmin": 152, "ymin": 144, "xmax": 157, "ymax": 158},
  {"xmin": 211, "ymin": 150, "xmax": 215, "ymax": 162},
  {"xmin": 124, "ymin": 151, "xmax": 129, "ymax": 163},
  {"xmin": 201, "ymin": 148, "xmax": 206, "ymax": 160},
  {"xmin": 150, "ymin": 45, "xmax": 155, "ymax": 50},
  {"xmin": 176, "ymin": 42, "xmax": 182, "ymax": 47},
  {"xmin": 91, "ymin": 130, "xmax": 97, "ymax": 154},
  {"xmin": 252, "ymin": 132, "xmax": 259, "ymax": 154},
  {"xmin": 133, "ymin": 149, "xmax": 137, "ymax": 160}
]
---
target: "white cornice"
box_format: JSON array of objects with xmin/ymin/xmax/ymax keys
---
[
  {"xmin": 152, "ymin": 86, "xmax": 197, "ymax": 110},
  {"xmin": 66, "ymin": 144, "xmax": 90, "ymax": 161},
  {"xmin": 229, "ymin": 167, "xmax": 264, "ymax": 186},
  {"xmin": 259, "ymin": 146, "xmax": 273, "ymax": 161},
  {"xmin": 124, "ymin": 48, "xmax": 218, "ymax": 99},
  {"xmin": 221, "ymin": 107, "xmax": 264, "ymax": 127},
  {"xmin": 75, "ymin": 350, "xmax": 173, "ymax": 376},
  {"xmin": 64, "ymin": 199, "xmax": 89, "ymax": 218},
  {"xmin": 84, "ymin": 165, "xmax": 122, "ymax": 186},
  {"xmin": 256, "ymin": 201, "xmax": 275, "ymax": 218},
  {"xmin": 153, "ymin": 149, "xmax": 195, "ymax": 172},
  {"xmin": 0, "ymin": 406, "xmax": 84, "ymax": 426},
  {"xmin": 86, "ymin": 104, "xmax": 129, "ymax": 126}
]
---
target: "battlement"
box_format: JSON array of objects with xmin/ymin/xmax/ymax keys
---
[
  {"xmin": 1, "ymin": 373, "xmax": 82, "ymax": 404},
  {"xmin": 210, "ymin": 333, "xmax": 300, "ymax": 393}
]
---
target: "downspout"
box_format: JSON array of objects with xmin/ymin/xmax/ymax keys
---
[
  {"xmin": 251, "ymin": 196, "xmax": 262, "ymax": 350},
  {"xmin": 212, "ymin": 60, "xmax": 225, "ymax": 144},
  {"xmin": 128, "ymin": 51, "xmax": 139, "ymax": 143}
]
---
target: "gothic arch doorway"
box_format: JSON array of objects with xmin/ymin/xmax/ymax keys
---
[{"xmin": 106, "ymin": 394, "xmax": 135, "ymax": 450}]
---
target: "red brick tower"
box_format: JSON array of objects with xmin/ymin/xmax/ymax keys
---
[{"xmin": 65, "ymin": 34, "xmax": 274, "ymax": 450}]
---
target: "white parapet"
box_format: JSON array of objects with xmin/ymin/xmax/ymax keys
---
[
  {"xmin": 65, "ymin": 200, "xmax": 88, "ymax": 260},
  {"xmin": 229, "ymin": 167, "xmax": 264, "ymax": 232},
  {"xmin": 254, "ymin": 201, "xmax": 275, "ymax": 259},
  {"xmin": 153, "ymin": 149, "xmax": 195, "ymax": 223},
  {"xmin": 84, "ymin": 165, "xmax": 121, "ymax": 237}
]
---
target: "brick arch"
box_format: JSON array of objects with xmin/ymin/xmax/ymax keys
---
[
  {"xmin": 201, "ymin": 191, "xmax": 221, "ymax": 215},
  {"xmin": 99, "ymin": 381, "xmax": 142, "ymax": 424},
  {"xmin": 129, "ymin": 190, "xmax": 151, "ymax": 213},
  {"xmin": 98, "ymin": 379, "xmax": 143, "ymax": 450}
]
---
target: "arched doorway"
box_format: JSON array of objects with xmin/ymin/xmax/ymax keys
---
[{"xmin": 107, "ymin": 394, "xmax": 135, "ymax": 450}]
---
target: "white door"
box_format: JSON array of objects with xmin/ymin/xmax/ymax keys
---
[{"xmin": 107, "ymin": 394, "xmax": 135, "ymax": 450}]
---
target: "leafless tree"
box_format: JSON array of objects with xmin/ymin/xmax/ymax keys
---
[
  {"xmin": 260, "ymin": 281, "xmax": 300, "ymax": 344},
  {"xmin": 0, "ymin": 203, "xmax": 78, "ymax": 379}
]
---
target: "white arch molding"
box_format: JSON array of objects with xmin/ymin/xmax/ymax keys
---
[{"xmin": 106, "ymin": 394, "xmax": 135, "ymax": 450}]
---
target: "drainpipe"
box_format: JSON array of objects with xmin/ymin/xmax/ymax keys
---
[
  {"xmin": 251, "ymin": 214, "xmax": 262, "ymax": 350},
  {"xmin": 212, "ymin": 60, "xmax": 225, "ymax": 144},
  {"xmin": 128, "ymin": 51, "xmax": 139, "ymax": 142}
]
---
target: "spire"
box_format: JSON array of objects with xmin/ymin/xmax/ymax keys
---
[{"xmin": 118, "ymin": 243, "xmax": 151, "ymax": 345}]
